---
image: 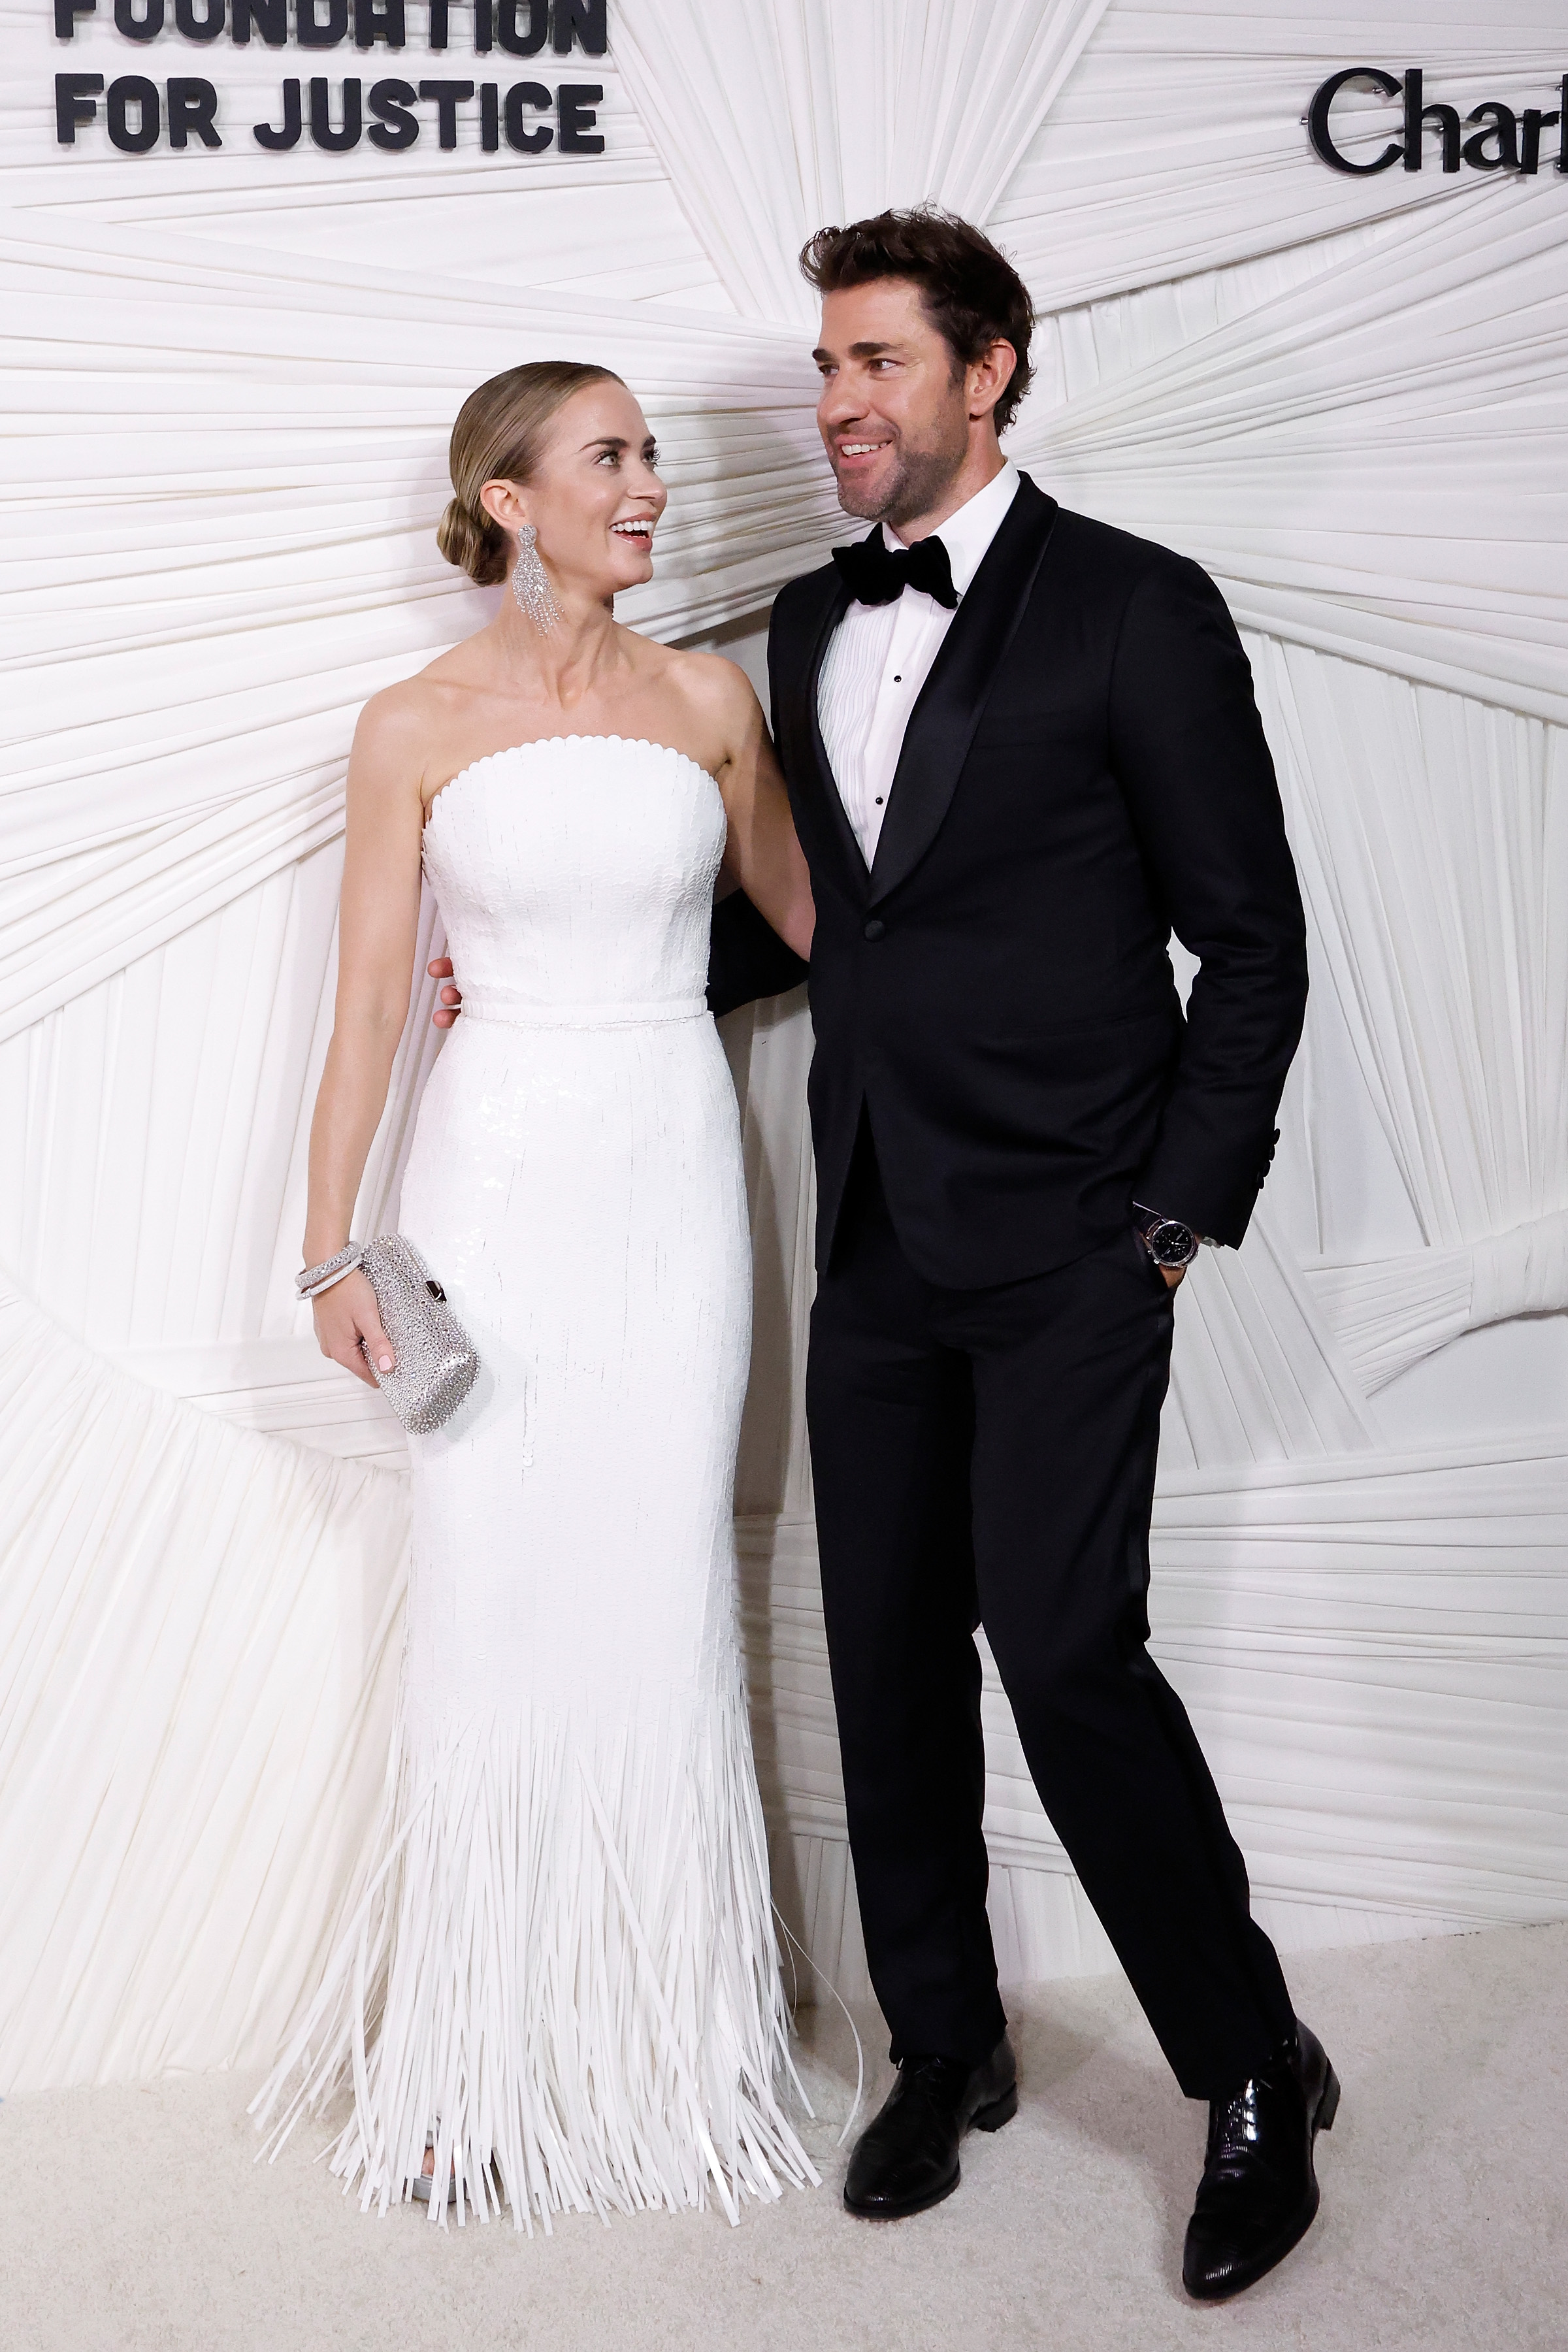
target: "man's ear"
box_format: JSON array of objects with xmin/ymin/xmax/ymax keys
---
[{"xmin": 968, "ymin": 339, "xmax": 1017, "ymax": 424}]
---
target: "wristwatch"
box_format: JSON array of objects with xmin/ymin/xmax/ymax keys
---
[{"xmin": 1133, "ymin": 1205, "xmax": 1201, "ymax": 1270}]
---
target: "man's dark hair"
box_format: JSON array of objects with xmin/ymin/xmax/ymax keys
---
[{"xmin": 799, "ymin": 207, "xmax": 1035, "ymax": 435}]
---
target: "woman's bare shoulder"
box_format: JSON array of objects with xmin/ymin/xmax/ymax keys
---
[
  {"xmin": 655, "ymin": 645, "xmax": 766, "ymax": 745},
  {"xmin": 660, "ymin": 644, "xmax": 759, "ymax": 704},
  {"xmin": 353, "ymin": 642, "xmax": 498, "ymax": 773},
  {"xmin": 350, "ymin": 678, "xmax": 430, "ymax": 768}
]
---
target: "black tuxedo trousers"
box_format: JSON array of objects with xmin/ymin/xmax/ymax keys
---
[{"xmin": 809, "ymin": 1120, "xmax": 1296, "ymax": 2099}]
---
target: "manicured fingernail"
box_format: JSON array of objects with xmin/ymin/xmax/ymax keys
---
[{"xmin": 378, "ymin": 1353, "xmax": 394, "ymax": 1371}]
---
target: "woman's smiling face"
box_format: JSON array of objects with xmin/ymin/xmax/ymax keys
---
[{"xmin": 482, "ymin": 378, "xmax": 667, "ymax": 602}]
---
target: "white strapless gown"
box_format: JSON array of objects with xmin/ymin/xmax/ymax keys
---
[{"xmin": 255, "ymin": 736, "xmax": 817, "ymax": 2227}]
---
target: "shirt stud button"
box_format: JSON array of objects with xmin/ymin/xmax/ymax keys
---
[{"xmin": 864, "ymin": 919, "xmax": 886, "ymax": 942}]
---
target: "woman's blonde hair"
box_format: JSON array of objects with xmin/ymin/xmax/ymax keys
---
[{"xmin": 436, "ymin": 361, "xmax": 625, "ymax": 586}]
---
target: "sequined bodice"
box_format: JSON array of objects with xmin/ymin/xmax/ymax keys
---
[{"xmin": 420, "ymin": 734, "xmax": 726, "ymax": 1018}]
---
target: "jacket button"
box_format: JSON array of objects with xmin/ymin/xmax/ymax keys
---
[{"xmin": 864, "ymin": 918, "xmax": 886, "ymax": 941}]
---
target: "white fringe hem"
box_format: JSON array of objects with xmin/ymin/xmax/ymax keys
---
[{"xmin": 250, "ymin": 1688, "xmax": 821, "ymax": 2229}]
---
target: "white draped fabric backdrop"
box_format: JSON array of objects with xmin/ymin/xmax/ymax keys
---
[{"xmin": 2, "ymin": 0, "xmax": 1565, "ymax": 2087}]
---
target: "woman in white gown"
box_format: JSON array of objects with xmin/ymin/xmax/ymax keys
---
[{"xmin": 253, "ymin": 362, "xmax": 818, "ymax": 2229}]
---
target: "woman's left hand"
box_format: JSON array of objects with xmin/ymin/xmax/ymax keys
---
[{"xmin": 429, "ymin": 956, "xmax": 462, "ymax": 1026}]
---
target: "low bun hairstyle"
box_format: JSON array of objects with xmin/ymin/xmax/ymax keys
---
[{"xmin": 437, "ymin": 360, "xmax": 625, "ymax": 586}]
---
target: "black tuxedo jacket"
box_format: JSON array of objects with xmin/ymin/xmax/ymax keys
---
[{"xmin": 708, "ymin": 473, "xmax": 1309, "ymax": 1289}]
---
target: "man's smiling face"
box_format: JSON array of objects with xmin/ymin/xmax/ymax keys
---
[{"xmin": 813, "ymin": 277, "xmax": 974, "ymax": 531}]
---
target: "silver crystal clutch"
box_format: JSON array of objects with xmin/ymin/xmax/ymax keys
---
[{"xmin": 358, "ymin": 1233, "xmax": 480, "ymax": 1434}]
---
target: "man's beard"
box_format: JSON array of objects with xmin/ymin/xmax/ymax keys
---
[{"xmin": 834, "ymin": 431, "xmax": 968, "ymax": 530}]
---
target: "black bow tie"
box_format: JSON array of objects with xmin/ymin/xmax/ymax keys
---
[{"xmin": 832, "ymin": 532, "xmax": 958, "ymax": 612}]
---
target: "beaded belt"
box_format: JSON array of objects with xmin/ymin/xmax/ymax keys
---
[{"xmin": 459, "ymin": 990, "xmax": 709, "ymax": 1031}]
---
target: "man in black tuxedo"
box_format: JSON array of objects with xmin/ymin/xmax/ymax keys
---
[{"xmin": 706, "ymin": 209, "xmax": 1337, "ymax": 2302}]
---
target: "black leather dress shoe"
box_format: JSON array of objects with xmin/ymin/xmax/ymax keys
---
[
  {"xmin": 1183, "ymin": 2017, "xmax": 1340, "ymax": 2301},
  {"xmin": 843, "ymin": 2033, "xmax": 1017, "ymax": 2220}
]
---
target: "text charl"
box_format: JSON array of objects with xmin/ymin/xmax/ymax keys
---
[{"xmin": 1308, "ymin": 67, "xmax": 1567, "ymax": 175}]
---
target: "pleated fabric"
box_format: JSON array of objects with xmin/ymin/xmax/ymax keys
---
[{"xmin": 0, "ymin": 1271, "xmax": 409, "ymax": 2092}]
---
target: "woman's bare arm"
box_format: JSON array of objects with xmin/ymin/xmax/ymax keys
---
[
  {"xmin": 306, "ymin": 691, "xmax": 428, "ymax": 1384},
  {"xmin": 710, "ymin": 669, "xmax": 815, "ymax": 960}
]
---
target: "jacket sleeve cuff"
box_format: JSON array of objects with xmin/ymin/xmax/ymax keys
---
[{"xmin": 1134, "ymin": 1126, "xmax": 1282, "ymax": 1250}]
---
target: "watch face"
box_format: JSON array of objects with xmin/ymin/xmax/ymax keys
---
[{"xmin": 1148, "ymin": 1220, "xmax": 1196, "ymax": 1268}]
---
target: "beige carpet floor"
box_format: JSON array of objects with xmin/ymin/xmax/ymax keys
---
[{"xmin": 5, "ymin": 1921, "xmax": 1566, "ymax": 2352}]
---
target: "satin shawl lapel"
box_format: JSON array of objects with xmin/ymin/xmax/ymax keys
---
[{"xmin": 868, "ymin": 478, "xmax": 1060, "ymax": 909}]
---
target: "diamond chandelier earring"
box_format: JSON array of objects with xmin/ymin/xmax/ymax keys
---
[{"xmin": 511, "ymin": 522, "xmax": 559, "ymax": 634}]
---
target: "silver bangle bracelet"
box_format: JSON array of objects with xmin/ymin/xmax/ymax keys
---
[
  {"xmin": 303, "ymin": 1259, "xmax": 365, "ymax": 1301},
  {"xmin": 297, "ymin": 1242, "xmax": 363, "ymax": 1298}
]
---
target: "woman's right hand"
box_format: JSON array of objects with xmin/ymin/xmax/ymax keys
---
[{"xmin": 313, "ymin": 1267, "xmax": 396, "ymax": 1390}]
